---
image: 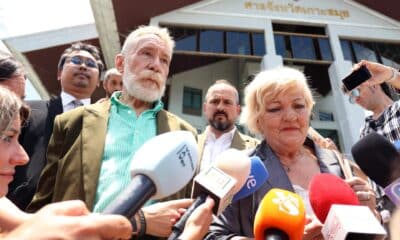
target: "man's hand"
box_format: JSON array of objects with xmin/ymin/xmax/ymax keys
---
[
  {"xmin": 354, "ymin": 60, "xmax": 400, "ymax": 88},
  {"xmin": 178, "ymin": 197, "xmax": 215, "ymax": 240},
  {"xmin": 143, "ymin": 198, "xmax": 193, "ymax": 237}
]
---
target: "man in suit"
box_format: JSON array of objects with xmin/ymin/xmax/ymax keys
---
[
  {"xmin": 198, "ymin": 80, "xmax": 259, "ymax": 172},
  {"xmin": 28, "ymin": 25, "xmax": 198, "ymax": 239},
  {"xmin": 7, "ymin": 42, "xmax": 104, "ymax": 210}
]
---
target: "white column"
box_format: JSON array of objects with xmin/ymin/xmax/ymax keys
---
[
  {"xmin": 326, "ymin": 25, "xmax": 366, "ymax": 155},
  {"xmin": 261, "ymin": 19, "xmax": 283, "ymax": 70}
]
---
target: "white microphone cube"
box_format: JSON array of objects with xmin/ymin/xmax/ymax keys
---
[
  {"xmin": 322, "ymin": 204, "xmax": 386, "ymax": 240},
  {"xmin": 192, "ymin": 166, "xmax": 237, "ymax": 216}
]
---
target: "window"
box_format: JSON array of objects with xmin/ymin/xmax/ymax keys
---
[
  {"xmin": 200, "ymin": 30, "xmax": 224, "ymax": 53},
  {"xmin": 174, "ymin": 28, "xmax": 197, "ymax": 51},
  {"xmin": 182, "ymin": 87, "xmax": 202, "ymax": 116},
  {"xmin": 318, "ymin": 39, "xmax": 333, "ymax": 61},
  {"xmin": 226, "ymin": 31, "xmax": 251, "ymax": 55},
  {"xmin": 274, "ymin": 34, "xmax": 288, "ymax": 58},
  {"xmin": 340, "ymin": 40, "xmax": 354, "ymax": 62},
  {"xmin": 340, "ymin": 39, "xmax": 400, "ymax": 66},
  {"xmin": 166, "ymin": 25, "xmax": 265, "ymax": 58},
  {"xmin": 252, "ymin": 33, "xmax": 266, "ymax": 56},
  {"xmin": 291, "ymin": 36, "xmax": 316, "ymax": 60},
  {"xmin": 352, "ymin": 42, "xmax": 377, "ymax": 62}
]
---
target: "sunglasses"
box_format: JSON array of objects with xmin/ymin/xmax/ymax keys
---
[
  {"xmin": 348, "ymin": 88, "xmax": 360, "ymax": 104},
  {"xmin": 67, "ymin": 55, "xmax": 98, "ymax": 69}
]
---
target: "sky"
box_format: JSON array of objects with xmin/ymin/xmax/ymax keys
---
[{"xmin": 0, "ymin": 0, "xmax": 95, "ymax": 100}]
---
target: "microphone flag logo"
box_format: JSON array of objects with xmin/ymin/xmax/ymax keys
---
[{"xmin": 272, "ymin": 191, "xmax": 300, "ymax": 216}]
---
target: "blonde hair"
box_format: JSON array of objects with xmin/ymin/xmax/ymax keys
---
[
  {"xmin": 121, "ymin": 25, "xmax": 175, "ymax": 57},
  {"xmin": 240, "ymin": 67, "xmax": 315, "ymax": 135}
]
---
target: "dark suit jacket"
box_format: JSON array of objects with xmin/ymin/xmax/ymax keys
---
[
  {"xmin": 27, "ymin": 100, "xmax": 197, "ymax": 213},
  {"xmin": 7, "ymin": 97, "xmax": 63, "ymax": 210}
]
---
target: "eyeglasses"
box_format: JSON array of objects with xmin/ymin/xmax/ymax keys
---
[
  {"xmin": 66, "ymin": 55, "xmax": 98, "ymax": 69},
  {"xmin": 348, "ymin": 88, "xmax": 360, "ymax": 104}
]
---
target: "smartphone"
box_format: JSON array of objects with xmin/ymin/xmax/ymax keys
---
[{"xmin": 341, "ymin": 65, "xmax": 372, "ymax": 93}]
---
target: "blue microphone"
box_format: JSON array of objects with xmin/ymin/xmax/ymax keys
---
[
  {"xmin": 393, "ymin": 140, "xmax": 400, "ymax": 151},
  {"xmin": 232, "ymin": 156, "xmax": 269, "ymax": 202}
]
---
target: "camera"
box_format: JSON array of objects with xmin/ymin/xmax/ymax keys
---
[{"xmin": 341, "ymin": 65, "xmax": 371, "ymax": 93}]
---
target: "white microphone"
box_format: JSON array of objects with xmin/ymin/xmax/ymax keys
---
[
  {"xmin": 102, "ymin": 131, "xmax": 198, "ymax": 218},
  {"xmin": 322, "ymin": 205, "xmax": 386, "ymax": 240},
  {"xmin": 168, "ymin": 148, "xmax": 251, "ymax": 240}
]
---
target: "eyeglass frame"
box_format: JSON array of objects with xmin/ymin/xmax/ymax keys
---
[
  {"xmin": 348, "ymin": 88, "xmax": 360, "ymax": 104},
  {"xmin": 65, "ymin": 55, "xmax": 99, "ymax": 69}
]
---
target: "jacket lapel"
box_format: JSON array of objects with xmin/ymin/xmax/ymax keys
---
[
  {"xmin": 81, "ymin": 101, "xmax": 110, "ymax": 209},
  {"xmin": 196, "ymin": 132, "xmax": 207, "ymax": 175},
  {"xmin": 230, "ymin": 130, "xmax": 246, "ymax": 149}
]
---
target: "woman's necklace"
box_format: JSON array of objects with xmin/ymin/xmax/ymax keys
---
[{"xmin": 281, "ymin": 162, "xmax": 291, "ymax": 172}]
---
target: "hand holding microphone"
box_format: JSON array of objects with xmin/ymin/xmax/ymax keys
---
[
  {"xmin": 345, "ymin": 176, "xmax": 377, "ymax": 213},
  {"xmin": 309, "ymin": 173, "xmax": 386, "ymax": 240},
  {"xmin": 168, "ymin": 148, "xmax": 251, "ymax": 240}
]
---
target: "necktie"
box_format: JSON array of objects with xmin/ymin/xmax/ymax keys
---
[{"xmin": 72, "ymin": 100, "xmax": 83, "ymax": 108}]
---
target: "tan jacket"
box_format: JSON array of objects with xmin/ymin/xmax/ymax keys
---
[{"xmin": 27, "ymin": 100, "xmax": 197, "ymax": 212}]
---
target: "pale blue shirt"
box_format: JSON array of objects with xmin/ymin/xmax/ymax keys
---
[{"xmin": 93, "ymin": 92, "xmax": 163, "ymax": 212}]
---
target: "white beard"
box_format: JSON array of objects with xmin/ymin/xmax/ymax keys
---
[{"xmin": 122, "ymin": 66, "xmax": 165, "ymax": 102}]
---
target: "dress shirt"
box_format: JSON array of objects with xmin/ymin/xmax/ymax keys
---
[
  {"xmin": 201, "ymin": 126, "xmax": 236, "ymax": 171},
  {"xmin": 93, "ymin": 92, "xmax": 163, "ymax": 212},
  {"xmin": 61, "ymin": 91, "xmax": 91, "ymax": 112}
]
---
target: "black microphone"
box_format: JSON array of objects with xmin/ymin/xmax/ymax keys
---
[{"xmin": 351, "ymin": 132, "xmax": 400, "ymax": 187}]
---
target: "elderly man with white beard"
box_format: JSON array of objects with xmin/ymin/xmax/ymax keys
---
[{"xmin": 27, "ymin": 26, "xmax": 211, "ymax": 240}]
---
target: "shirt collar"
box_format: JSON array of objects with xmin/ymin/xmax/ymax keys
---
[
  {"xmin": 110, "ymin": 91, "xmax": 163, "ymax": 116},
  {"xmin": 61, "ymin": 91, "xmax": 91, "ymax": 107},
  {"xmin": 205, "ymin": 125, "xmax": 237, "ymax": 141}
]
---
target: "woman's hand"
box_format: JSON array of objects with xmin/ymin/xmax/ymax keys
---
[
  {"xmin": 345, "ymin": 177, "xmax": 377, "ymax": 214},
  {"xmin": 303, "ymin": 215, "xmax": 323, "ymax": 240}
]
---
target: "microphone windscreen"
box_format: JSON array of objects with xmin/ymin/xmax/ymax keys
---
[
  {"xmin": 351, "ymin": 132, "xmax": 400, "ymax": 187},
  {"xmin": 232, "ymin": 156, "xmax": 269, "ymax": 202},
  {"xmin": 309, "ymin": 173, "xmax": 359, "ymax": 223},
  {"xmin": 254, "ymin": 188, "xmax": 306, "ymax": 240},
  {"xmin": 131, "ymin": 131, "xmax": 198, "ymax": 199},
  {"xmin": 213, "ymin": 148, "xmax": 251, "ymax": 193},
  {"xmin": 393, "ymin": 140, "xmax": 400, "ymax": 151}
]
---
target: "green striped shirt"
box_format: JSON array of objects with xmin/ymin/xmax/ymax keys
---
[{"xmin": 93, "ymin": 92, "xmax": 163, "ymax": 212}]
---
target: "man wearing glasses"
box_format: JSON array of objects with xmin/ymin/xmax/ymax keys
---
[
  {"xmin": 346, "ymin": 60, "xmax": 400, "ymax": 143},
  {"xmin": 8, "ymin": 42, "xmax": 104, "ymax": 210}
]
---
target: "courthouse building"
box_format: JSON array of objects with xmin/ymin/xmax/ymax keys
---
[{"xmin": 2, "ymin": 0, "xmax": 400, "ymax": 153}]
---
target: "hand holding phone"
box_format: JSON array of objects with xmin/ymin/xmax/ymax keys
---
[{"xmin": 341, "ymin": 65, "xmax": 372, "ymax": 93}]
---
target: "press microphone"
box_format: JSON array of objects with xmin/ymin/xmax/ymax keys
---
[
  {"xmin": 309, "ymin": 173, "xmax": 386, "ymax": 239},
  {"xmin": 102, "ymin": 131, "xmax": 198, "ymax": 220},
  {"xmin": 168, "ymin": 148, "xmax": 251, "ymax": 240},
  {"xmin": 351, "ymin": 132, "xmax": 400, "ymax": 187},
  {"xmin": 253, "ymin": 188, "xmax": 306, "ymax": 240},
  {"xmin": 232, "ymin": 156, "xmax": 269, "ymax": 202},
  {"xmin": 384, "ymin": 177, "xmax": 400, "ymax": 207}
]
